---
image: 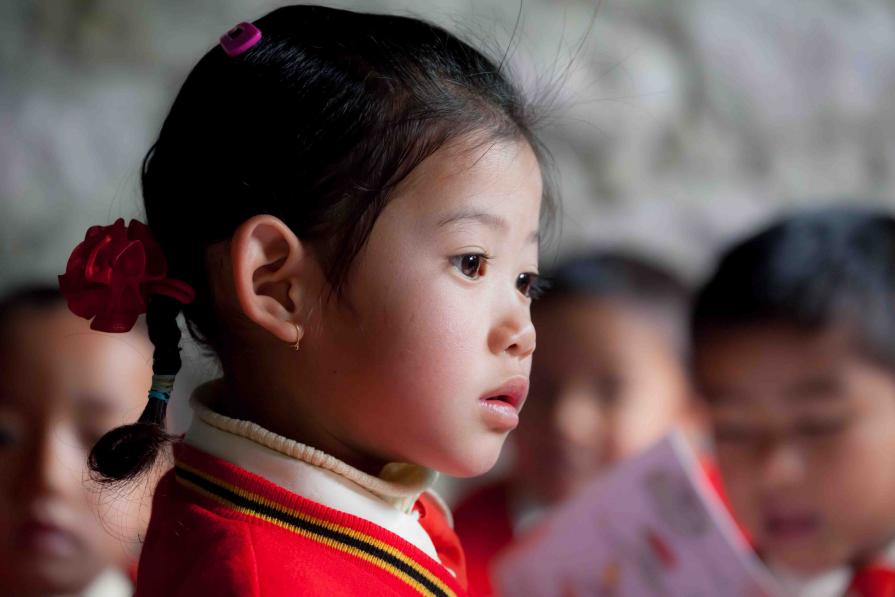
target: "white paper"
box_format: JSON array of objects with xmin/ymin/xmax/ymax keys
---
[{"xmin": 492, "ymin": 432, "xmax": 781, "ymax": 597}]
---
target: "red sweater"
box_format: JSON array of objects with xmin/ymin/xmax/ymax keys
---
[{"xmin": 136, "ymin": 443, "xmax": 467, "ymax": 596}]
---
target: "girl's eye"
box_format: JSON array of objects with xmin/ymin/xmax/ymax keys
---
[
  {"xmin": 517, "ymin": 272, "xmax": 546, "ymax": 299},
  {"xmin": 596, "ymin": 374, "xmax": 624, "ymax": 407},
  {"xmin": 450, "ymin": 254, "xmax": 488, "ymax": 279},
  {"xmin": 795, "ymin": 417, "xmax": 851, "ymax": 439}
]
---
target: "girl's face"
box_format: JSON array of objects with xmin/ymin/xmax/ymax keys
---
[
  {"xmin": 302, "ymin": 137, "xmax": 543, "ymax": 477},
  {"xmin": 0, "ymin": 306, "xmax": 152, "ymax": 595},
  {"xmin": 695, "ymin": 324, "xmax": 895, "ymax": 574}
]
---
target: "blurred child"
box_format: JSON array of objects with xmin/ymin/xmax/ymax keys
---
[
  {"xmin": 453, "ymin": 252, "xmax": 700, "ymax": 596},
  {"xmin": 0, "ymin": 286, "xmax": 153, "ymax": 596},
  {"xmin": 691, "ymin": 207, "xmax": 895, "ymax": 596},
  {"xmin": 57, "ymin": 5, "xmax": 551, "ymax": 595}
]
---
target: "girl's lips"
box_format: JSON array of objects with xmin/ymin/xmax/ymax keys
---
[
  {"xmin": 480, "ymin": 377, "xmax": 530, "ymax": 411},
  {"xmin": 479, "ymin": 377, "xmax": 529, "ymax": 431},
  {"xmin": 763, "ymin": 511, "xmax": 821, "ymax": 543}
]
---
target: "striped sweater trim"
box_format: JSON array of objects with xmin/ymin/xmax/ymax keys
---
[{"xmin": 173, "ymin": 454, "xmax": 458, "ymax": 597}]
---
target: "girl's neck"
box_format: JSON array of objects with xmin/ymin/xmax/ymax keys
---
[{"xmin": 208, "ymin": 377, "xmax": 390, "ymax": 477}]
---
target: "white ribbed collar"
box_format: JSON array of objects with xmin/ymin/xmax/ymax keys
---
[{"xmin": 183, "ymin": 382, "xmax": 442, "ymax": 560}]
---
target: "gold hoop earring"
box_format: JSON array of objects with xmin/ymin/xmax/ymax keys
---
[{"xmin": 291, "ymin": 322, "xmax": 304, "ymax": 351}]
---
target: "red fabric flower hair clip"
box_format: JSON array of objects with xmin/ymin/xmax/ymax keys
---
[{"xmin": 58, "ymin": 218, "xmax": 195, "ymax": 333}]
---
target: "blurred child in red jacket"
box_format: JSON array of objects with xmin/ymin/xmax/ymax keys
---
[{"xmin": 692, "ymin": 208, "xmax": 895, "ymax": 597}]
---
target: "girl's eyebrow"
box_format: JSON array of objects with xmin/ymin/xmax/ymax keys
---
[
  {"xmin": 437, "ymin": 209, "xmax": 540, "ymax": 244},
  {"xmin": 438, "ymin": 209, "xmax": 507, "ymax": 230}
]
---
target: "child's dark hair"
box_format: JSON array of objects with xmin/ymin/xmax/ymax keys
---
[
  {"xmin": 90, "ymin": 5, "xmax": 554, "ymax": 484},
  {"xmin": 691, "ymin": 206, "xmax": 895, "ymax": 370},
  {"xmin": 538, "ymin": 252, "xmax": 691, "ymax": 357},
  {"xmin": 0, "ymin": 285, "xmax": 65, "ymax": 337}
]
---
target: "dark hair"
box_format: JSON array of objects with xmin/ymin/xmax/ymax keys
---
[
  {"xmin": 691, "ymin": 206, "xmax": 895, "ymax": 370},
  {"xmin": 91, "ymin": 5, "xmax": 554, "ymax": 483},
  {"xmin": 0, "ymin": 285, "xmax": 65, "ymax": 337},
  {"xmin": 538, "ymin": 252, "xmax": 691, "ymax": 357}
]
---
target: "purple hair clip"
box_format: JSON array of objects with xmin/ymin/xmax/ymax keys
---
[{"xmin": 219, "ymin": 22, "xmax": 262, "ymax": 57}]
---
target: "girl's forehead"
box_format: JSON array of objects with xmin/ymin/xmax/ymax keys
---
[
  {"xmin": 451, "ymin": 137, "xmax": 538, "ymax": 182},
  {"xmin": 391, "ymin": 137, "xmax": 543, "ymax": 221}
]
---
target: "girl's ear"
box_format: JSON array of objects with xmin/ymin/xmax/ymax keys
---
[{"xmin": 230, "ymin": 215, "xmax": 313, "ymax": 344}]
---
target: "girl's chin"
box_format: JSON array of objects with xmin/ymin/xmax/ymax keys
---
[{"xmin": 433, "ymin": 447, "xmax": 504, "ymax": 478}]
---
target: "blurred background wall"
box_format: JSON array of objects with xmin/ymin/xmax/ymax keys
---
[
  {"xmin": 4, "ymin": 0, "xmax": 895, "ymax": 284},
  {"xmin": 2, "ymin": 0, "xmax": 895, "ymax": 435}
]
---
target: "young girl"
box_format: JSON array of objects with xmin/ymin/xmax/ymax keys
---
[{"xmin": 59, "ymin": 5, "xmax": 550, "ymax": 596}]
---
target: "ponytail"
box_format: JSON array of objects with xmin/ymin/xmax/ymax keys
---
[
  {"xmin": 58, "ymin": 218, "xmax": 195, "ymax": 484},
  {"xmin": 88, "ymin": 296, "xmax": 184, "ymax": 483}
]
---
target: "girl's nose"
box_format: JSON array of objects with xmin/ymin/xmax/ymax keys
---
[
  {"xmin": 757, "ymin": 436, "xmax": 805, "ymax": 491},
  {"xmin": 489, "ymin": 316, "xmax": 536, "ymax": 359},
  {"xmin": 553, "ymin": 386, "xmax": 604, "ymax": 448}
]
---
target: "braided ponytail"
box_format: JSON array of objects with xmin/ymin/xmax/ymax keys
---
[
  {"xmin": 59, "ymin": 218, "xmax": 195, "ymax": 484},
  {"xmin": 88, "ymin": 296, "xmax": 185, "ymax": 483}
]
